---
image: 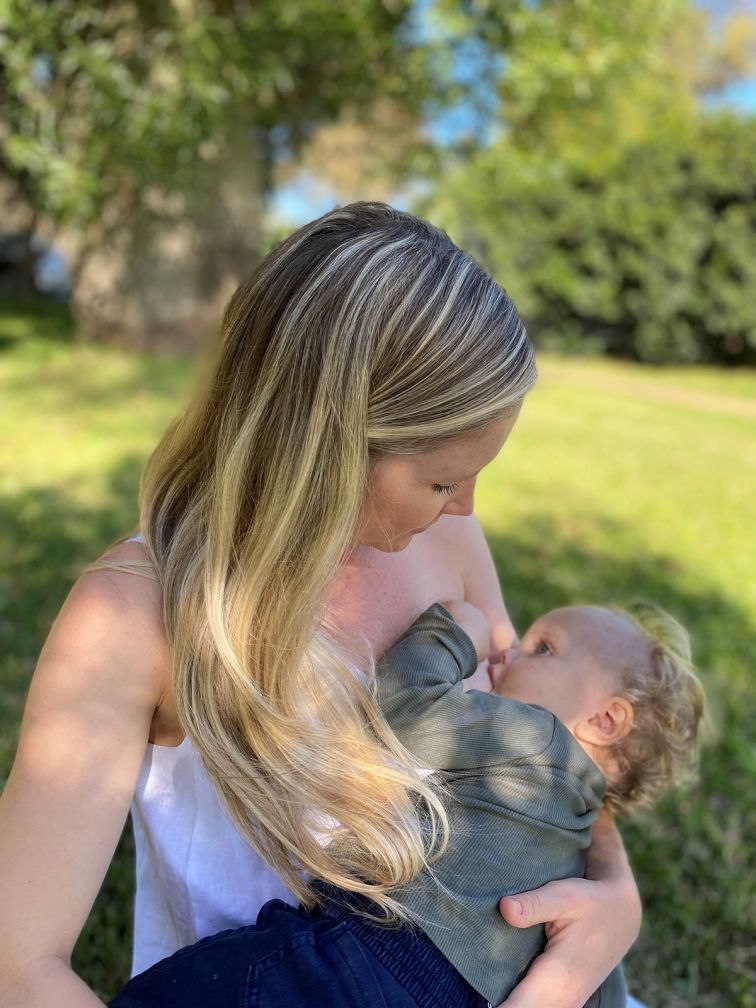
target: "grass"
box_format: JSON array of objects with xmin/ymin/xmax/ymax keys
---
[{"xmin": 1, "ymin": 297, "xmax": 754, "ymax": 1005}]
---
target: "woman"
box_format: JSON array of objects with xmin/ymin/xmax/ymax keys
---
[{"xmin": 0, "ymin": 203, "xmax": 641, "ymax": 1007}]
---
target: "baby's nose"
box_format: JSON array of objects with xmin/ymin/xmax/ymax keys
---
[{"xmin": 502, "ymin": 645, "xmax": 518, "ymax": 665}]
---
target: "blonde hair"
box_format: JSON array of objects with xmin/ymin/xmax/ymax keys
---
[
  {"xmin": 604, "ymin": 604, "xmax": 705, "ymax": 817},
  {"xmin": 93, "ymin": 202, "xmax": 536, "ymax": 916}
]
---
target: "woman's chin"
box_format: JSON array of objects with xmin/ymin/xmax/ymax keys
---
[
  {"xmin": 368, "ymin": 531, "xmax": 417, "ymax": 553},
  {"xmin": 358, "ymin": 523, "xmax": 433, "ymax": 552},
  {"xmin": 385, "ymin": 535, "xmax": 415, "ymax": 553}
]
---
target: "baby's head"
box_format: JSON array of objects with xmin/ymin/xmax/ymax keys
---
[{"xmin": 488, "ymin": 604, "xmax": 705, "ymax": 816}]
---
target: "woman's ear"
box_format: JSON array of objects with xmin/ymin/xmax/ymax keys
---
[{"xmin": 575, "ymin": 697, "xmax": 634, "ymax": 747}]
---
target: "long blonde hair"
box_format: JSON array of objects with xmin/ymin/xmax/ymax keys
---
[{"xmin": 107, "ymin": 203, "xmax": 536, "ymax": 915}]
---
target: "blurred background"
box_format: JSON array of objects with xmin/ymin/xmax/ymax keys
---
[{"xmin": 0, "ymin": 0, "xmax": 754, "ymax": 1003}]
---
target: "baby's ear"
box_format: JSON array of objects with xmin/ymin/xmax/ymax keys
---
[{"xmin": 578, "ymin": 697, "xmax": 634, "ymax": 747}]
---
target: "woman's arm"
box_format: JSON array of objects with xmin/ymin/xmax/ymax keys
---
[
  {"xmin": 0, "ymin": 561, "xmax": 167, "ymax": 1007},
  {"xmin": 497, "ymin": 811, "xmax": 642, "ymax": 1008}
]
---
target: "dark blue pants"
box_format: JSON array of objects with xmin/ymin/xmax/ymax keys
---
[{"xmin": 111, "ymin": 885, "xmax": 489, "ymax": 1008}]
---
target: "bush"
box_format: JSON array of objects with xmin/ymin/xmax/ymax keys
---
[{"xmin": 425, "ymin": 113, "xmax": 756, "ymax": 364}]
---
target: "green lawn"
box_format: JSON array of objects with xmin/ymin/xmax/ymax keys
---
[{"xmin": 1, "ymin": 298, "xmax": 753, "ymax": 1006}]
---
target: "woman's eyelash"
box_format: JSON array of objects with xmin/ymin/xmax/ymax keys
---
[{"xmin": 432, "ymin": 482, "xmax": 461, "ymax": 496}]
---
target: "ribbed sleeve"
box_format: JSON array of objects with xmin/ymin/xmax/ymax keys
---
[{"xmin": 376, "ymin": 603, "xmax": 559, "ymax": 770}]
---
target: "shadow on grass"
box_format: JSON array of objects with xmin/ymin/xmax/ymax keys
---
[
  {"xmin": 0, "ymin": 294, "xmax": 77, "ymax": 349},
  {"xmin": 1, "ymin": 480, "xmax": 752, "ymax": 1003},
  {"xmin": 0, "ymin": 455, "xmax": 144, "ymax": 998}
]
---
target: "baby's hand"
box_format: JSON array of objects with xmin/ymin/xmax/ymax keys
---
[{"xmin": 439, "ymin": 599, "xmax": 491, "ymax": 663}]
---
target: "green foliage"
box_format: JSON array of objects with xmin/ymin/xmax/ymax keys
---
[
  {"xmin": 0, "ymin": 0, "xmax": 424, "ymax": 230},
  {"xmin": 440, "ymin": 0, "xmax": 689, "ymax": 144},
  {"xmin": 423, "ymin": 0, "xmax": 756, "ymax": 364},
  {"xmin": 428, "ymin": 113, "xmax": 756, "ymax": 363},
  {"xmin": 1, "ymin": 300, "xmax": 754, "ymax": 1002}
]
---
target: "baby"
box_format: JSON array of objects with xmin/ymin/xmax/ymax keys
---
[
  {"xmin": 372, "ymin": 599, "xmax": 705, "ymax": 1006},
  {"xmin": 463, "ymin": 599, "xmax": 704, "ymax": 818},
  {"xmin": 111, "ymin": 599, "xmax": 704, "ymax": 1008}
]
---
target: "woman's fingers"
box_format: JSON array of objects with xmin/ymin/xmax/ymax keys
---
[
  {"xmin": 499, "ymin": 879, "xmax": 582, "ymax": 928},
  {"xmin": 497, "ymin": 878, "xmax": 632, "ymax": 1008},
  {"xmin": 495, "ymin": 945, "xmax": 584, "ymax": 1008},
  {"xmin": 497, "ymin": 883, "xmax": 589, "ymax": 1008}
]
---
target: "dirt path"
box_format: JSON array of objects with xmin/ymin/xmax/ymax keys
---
[{"xmin": 541, "ymin": 364, "xmax": 756, "ymax": 420}]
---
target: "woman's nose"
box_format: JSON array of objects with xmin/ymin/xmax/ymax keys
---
[{"xmin": 441, "ymin": 478, "xmax": 476, "ymax": 517}]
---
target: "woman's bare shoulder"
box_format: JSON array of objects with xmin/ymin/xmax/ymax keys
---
[
  {"xmin": 51, "ymin": 538, "xmax": 171, "ymax": 704},
  {"xmin": 79, "ymin": 537, "xmax": 163, "ymax": 623}
]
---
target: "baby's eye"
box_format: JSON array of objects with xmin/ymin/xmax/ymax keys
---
[
  {"xmin": 534, "ymin": 640, "xmax": 552, "ymax": 655},
  {"xmin": 432, "ymin": 482, "xmax": 461, "ymax": 496}
]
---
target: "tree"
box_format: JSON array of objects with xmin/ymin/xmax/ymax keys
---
[{"xmin": 0, "ymin": 0, "xmax": 431, "ymax": 347}]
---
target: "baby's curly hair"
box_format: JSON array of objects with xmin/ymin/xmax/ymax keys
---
[{"xmin": 602, "ymin": 603, "xmax": 705, "ymax": 818}]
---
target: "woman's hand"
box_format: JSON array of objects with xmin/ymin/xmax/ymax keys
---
[{"xmin": 496, "ymin": 812, "xmax": 642, "ymax": 1008}]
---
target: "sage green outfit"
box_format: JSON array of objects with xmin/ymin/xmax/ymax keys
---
[{"xmin": 377, "ymin": 604, "xmax": 626, "ymax": 1007}]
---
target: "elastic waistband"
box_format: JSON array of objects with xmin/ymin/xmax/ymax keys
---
[{"xmin": 310, "ymin": 881, "xmax": 489, "ymax": 1008}]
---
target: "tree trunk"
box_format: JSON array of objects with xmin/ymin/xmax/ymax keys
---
[{"xmin": 71, "ymin": 131, "xmax": 267, "ymax": 353}]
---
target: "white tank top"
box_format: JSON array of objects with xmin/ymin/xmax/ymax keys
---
[
  {"xmin": 130, "ymin": 736, "xmax": 294, "ymax": 976},
  {"xmin": 125, "ymin": 535, "xmax": 294, "ymax": 976}
]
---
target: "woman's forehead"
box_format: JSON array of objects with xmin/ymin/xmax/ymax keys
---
[{"xmin": 412, "ymin": 414, "xmax": 520, "ymax": 477}]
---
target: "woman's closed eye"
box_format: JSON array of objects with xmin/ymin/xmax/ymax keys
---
[{"xmin": 432, "ymin": 482, "xmax": 461, "ymax": 496}]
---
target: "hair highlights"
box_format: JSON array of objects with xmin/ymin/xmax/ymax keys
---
[{"xmin": 101, "ymin": 203, "xmax": 535, "ymax": 915}]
